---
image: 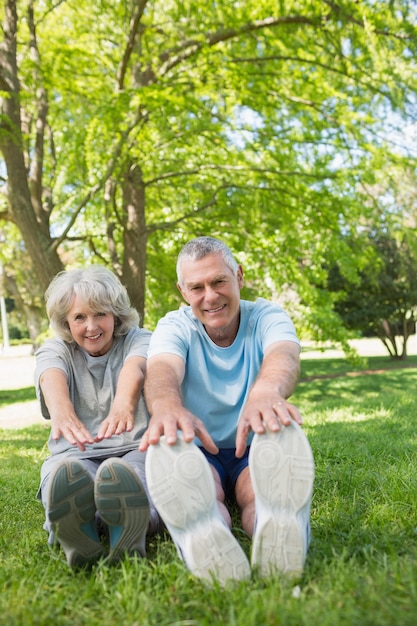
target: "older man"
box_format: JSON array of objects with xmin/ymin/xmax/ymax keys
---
[{"xmin": 141, "ymin": 236, "xmax": 314, "ymax": 585}]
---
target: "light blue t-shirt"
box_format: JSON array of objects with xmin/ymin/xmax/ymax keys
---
[{"xmin": 147, "ymin": 298, "xmax": 300, "ymax": 448}]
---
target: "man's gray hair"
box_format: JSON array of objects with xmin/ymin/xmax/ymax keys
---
[{"xmin": 176, "ymin": 236, "xmax": 239, "ymax": 287}]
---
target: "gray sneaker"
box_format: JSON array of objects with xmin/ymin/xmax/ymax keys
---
[
  {"xmin": 249, "ymin": 421, "xmax": 315, "ymax": 577},
  {"xmin": 47, "ymin": 459, "xmax": 103, "ymax": 567},
  {"xmin": 146, "ymin": 436, "xmax": 250, "ymax": 585},
  {"xmin": 94, "ymin": 458, "xmax": 150, "ymax": 559}
]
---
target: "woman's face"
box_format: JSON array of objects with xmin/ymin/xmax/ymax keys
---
[{"xmin": 66, "ymin": 294, "xmax": 116, "ymax": 356}]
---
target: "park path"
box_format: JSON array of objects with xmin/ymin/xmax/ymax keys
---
[
  {"xmin": 0, "ymin": 345, "xmax": 46, "ymax": 430},
  {"xmin": 1, "ymin": 336, "xmax": 417, "ymax": 429}
]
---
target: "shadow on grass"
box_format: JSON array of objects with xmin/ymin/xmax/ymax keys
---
[
  {"xmin": 300, "ymin": 354, "xmax": 417, "ymax": 380},
  {"xmin": 0, "ymin": 386, "xmax": 37, "ymax": 408},
  {"xmin": 296, "ymin": 367, "xmax": 417, "ymax": 408}
]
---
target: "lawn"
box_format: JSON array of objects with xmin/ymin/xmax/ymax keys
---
[
  {"xmin": 1, "ymin": 355, "xmax": 417, "ymax": 625},
  {"xmin": 0, "ymin": 386, "xmax": 36, "ymax": 408}
]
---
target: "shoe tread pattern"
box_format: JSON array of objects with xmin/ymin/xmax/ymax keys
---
[
  {"xmin": 47, "ymin": 459, "xmax": 103, "ymax": 567},
  {"xmin": 146, "ymin": 437, "xmax": 250, "ymax": 585},
  {"xmin": 250, "ymin": 422, "xmax": 314, "ymax": 577},
  {"xmin": 95, "ymin": 458, "xmax": 150, "ymax": 558}
]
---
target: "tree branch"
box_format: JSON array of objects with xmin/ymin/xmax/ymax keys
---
[
  {"xmin": 50, "ymin": 108, "xmax": 146, "ymax": 250},
  {"xmin": 322, "ymin": 1, "xmax": 411, "ymax": 40},
  {"xmin": 145, "ymin": 163, "xmax": 332, "ymax": 187},
  {"xmin": 157, "ymin": 15, "xmax": 317, "ymax": 76},
  {"xmin": 147, "ymin": 187, "xmax": 225, "ymax": 232},
  {"xmin": 116, "ymin": 0, "xmax": 149, "ymax": 90},
  {"xmin": 0, "ymin": 210, "xmax": 12, "ymax": 221},
  {"xmin": 27, "ymin": 1, "xmax": 48, "ymax": 218}
]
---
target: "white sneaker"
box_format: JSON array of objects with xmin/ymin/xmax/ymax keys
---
[
  {"xmin": 146, "ymin": 436, "xmax": 250, "ymax": 585},
  {"xmin": 249, "ymin": 421, "xmax": 315, "ymax": 577}
]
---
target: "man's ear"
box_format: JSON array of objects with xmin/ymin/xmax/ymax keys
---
[
  {"xmin": 237, "ymin": 265, "xmax": 244, "ymax": 289},
  {"xmin": 177, "ymin": 282, "xmax": 190, "ymax": 304}
]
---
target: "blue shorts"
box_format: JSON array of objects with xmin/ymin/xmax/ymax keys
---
[{"xmin": 199, "ymin": 447, "xmax": 250, "ymax": 499}]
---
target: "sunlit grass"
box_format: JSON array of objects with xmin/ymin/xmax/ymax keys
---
[{"xmin": 1, "ymin": 359, "xmax": 417, "ymax": 625}]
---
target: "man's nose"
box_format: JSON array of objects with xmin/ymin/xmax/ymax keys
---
[{"xmin": 204, "ymin": 285, "xmax": 218, "ymax": 300}]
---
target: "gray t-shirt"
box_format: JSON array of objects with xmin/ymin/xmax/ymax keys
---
[{"xmin": 35, "ymin": 326, "xmax": 151, "ymax": 480}]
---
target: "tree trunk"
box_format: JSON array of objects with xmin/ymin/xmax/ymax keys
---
[
  {"xmin": 0, "ymin": 0, "xmax": 63, "ymax": 292},
  {"xmin": 121, "ymin": 162, "xmax": 148, "ymax": 323}
]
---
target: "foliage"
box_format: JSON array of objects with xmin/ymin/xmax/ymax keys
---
[
  {"xmin": 2, "ymin": 359, "xmax": 417, "ymax": 624},
  {"xmin": 325, "ymin": 226, "xmax": 417, "ymax": 358},
  {"xmin": 0, "ymin": 0, "xmax": 416, "ymax": 341}
]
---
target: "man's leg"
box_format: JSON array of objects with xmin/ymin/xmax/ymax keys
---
[
  {"xmin": 208, "ymin": 463, "xmax": 233, "ymax": 529},
  {"xmin": 234, "ymin": 466, "xmax": 256, "ymax": 535}
]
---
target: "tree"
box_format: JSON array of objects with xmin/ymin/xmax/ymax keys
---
[
  {"xmin": 326, "ymin": 226, "xmax": 417, "ymax": 358},
  {"xmin": 0, "ymin": 0, "xmax": 416, "ymax": 340}
]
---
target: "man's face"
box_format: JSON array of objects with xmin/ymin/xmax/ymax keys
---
[{"xmin": 178, "ymin": 253, "xmax": 244, "ymax": 341}]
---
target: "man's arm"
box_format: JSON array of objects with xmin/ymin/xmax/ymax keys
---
[
  {"xmin": 235, "ymin": 340, "xmax": 302, "ymax": 457},
  {"xmin": 139, "ymin": 353, "xmax": 218, "ymax": 452}
]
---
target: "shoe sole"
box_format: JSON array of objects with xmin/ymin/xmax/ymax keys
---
[
  {"xmin": 47, "ymin": 459, "xmax": 103, "ymax": 567},
  {"xmin": 249, "ymin": 421, "xmax": 315, "ymax": 577},
  {"xmin": 95, "ymin": 458, "xmax": 150, "ymax": 559},
  {"xmin": 146, "ymin": 436, "xmax": 250, "ymax": 585}
]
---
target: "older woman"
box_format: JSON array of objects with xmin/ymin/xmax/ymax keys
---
[{"xmin": 36, "ymin": 265, "xmax": 160, "ymax": 567}]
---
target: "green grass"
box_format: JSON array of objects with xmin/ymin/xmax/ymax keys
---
[
  {"xmin": 0, "ymin": 386, "xmax": 36, "ymax": 408},
  {"xmin": 1, "ymin": 357, "xmax": 417, "ymax": 625},
  {"xmin": 300, "ymin": 353, "xmax": 417, "ymax": 379}
]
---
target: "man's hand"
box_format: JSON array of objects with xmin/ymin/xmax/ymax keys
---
[
  {"xmin": 235, "ymin": 393, "xmax": 302, "ymax": 457},
  {"xmin": 235, "ymin": 341, "xmax": 302, "ymax": 457},
  {"xmin": 142, "ymin": 354, "xmax": 219, "ymax": 453},
  {"xmin": 139, "ymin": 404, "xmax": 218, "ymax": 453}
]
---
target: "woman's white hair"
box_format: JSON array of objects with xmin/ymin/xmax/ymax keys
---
[{"xmin": 45, "ymin": 265, "xmax": 139, "ymax": 343}]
